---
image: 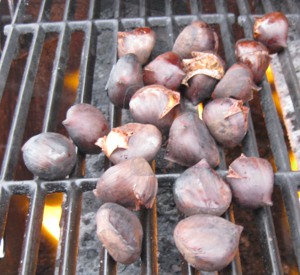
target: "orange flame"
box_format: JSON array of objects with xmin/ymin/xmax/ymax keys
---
[
  {"xmin": 198, "ymin": 103, "xmax": 203, "ymax": 119},
  {"xmin": 63, "ymin": 70, "xmax": 80, "ymax": 92}
]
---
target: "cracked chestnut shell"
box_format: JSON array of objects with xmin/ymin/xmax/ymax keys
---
[
  {"xmin": 22, "ymin": 132, "xmax": 77, "ymax": 180},
  {"xmin": 96, "ymin": 123, "xmax": 162, "ymax": 164},
  {"xmin": 173, "ymin": 20, "xmax": 218, "ymax": 58},
  {"xmin": 96, "ymin": 202, "xmax": 143, "ymax": 264},
  {"xmin": 226, "ymin": 154, "xmax": 274, "ymax": 209},
  {"xmin": 174, "ymin": 159, "xmax": 232, "ymax": 216},
  {"xmin": 118, "ymin": 27, "xmax": 156, "ymax": 65},
  {"xmin": 106, "ymin": 53, "xmax": 143, "ymax": 108},
  {"xmin": 93, "ymin": 157, "xmax": 158, "ymax": 210},
  {"xmin": 63, "ymin": 103, "xmax": 109, "ymax": 154},
  {"xmin": 253, "ymin": 12, "xmax": 288, "ymax": 54},
  {"xmin": 165, "ymin": 112, "xmax": 220, "ymax": 168},
  {"xmin": 174, "ymin": 214, "xmax": 243, "ymax": 271},
  {"xmin": 202, "ymin": 98, "xmax": 249, "ymax": 148}
]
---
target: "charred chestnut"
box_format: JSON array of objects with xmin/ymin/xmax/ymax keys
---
[
  {"xmin": 96, "ymin": 202, "xmax": 143, "ymax": 264},
  {"xmin": 62, "ymin": 103, "xmax": 109, "ymax": 154},
  {"xmin": 173, "ymin": 20, "xmax": 218, "ymax": 58},
  {"xmin": 93, "ymin": 158, "xmax": 158, "ymax": 210},
  {"xmin": 253, "ymin": 12, "xmax": 288, "ymax": 54},
  {"xmin": 22, "ymin": 132, "xmax": 77, "ymax": 180},
  {"xmin": 174, "ymin": 214, "xmax": 243, "ymax": 271},
  {"xmin": 96, "ymin": 123, "xmax": 162, "ymax": 164},
  {"xmin": 174, "ymin": 159, "xmax": 232, "ymax": 216},
  {"xmin": 226, "ymin": 154, "xmax": 274, "ymax": 208},
  {"xmin": 106, "ymin": 53, "xmax": 143, "ymax": 108},
  {"xmin": 143, "ymin": 51, "xmax": 185, "ymax": 90},
  {"xmin": 118, "ymin": 27, "xmax": 156, "ymax": 65}
]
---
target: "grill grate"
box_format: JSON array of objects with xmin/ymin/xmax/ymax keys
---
[{"xmin": 0, "ymin": 0, "xmax": 300, "ymax": 274}]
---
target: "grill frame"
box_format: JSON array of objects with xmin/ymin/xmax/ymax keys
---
[{"xmin": 0, "ymin": 0, "xmax": 300, "ymax": 274}]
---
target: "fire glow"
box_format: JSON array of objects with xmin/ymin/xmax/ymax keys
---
[{"xmin": 198, "ymin": 102, "xmax": 204, "ymax": 119}]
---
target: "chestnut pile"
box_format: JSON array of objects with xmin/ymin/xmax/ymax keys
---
[{"xmin": 20, "ymin": 11, "xmax": 287, "ymax": 272}]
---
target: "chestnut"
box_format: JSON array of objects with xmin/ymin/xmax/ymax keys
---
[
  {"xmin": 62, "ymin": 103, "xmax": 109, "ymax": 154},
  {"xmin": 181, "ymin": 51, "xmax": 225, "ymax": 105},
  {"xmin": 253, "ymin": 12, "xmax": 288, "ymax": 54},
  {"xmin": 173, "ymin": 159, "xmax": 232, "ymax": 216},
  {"xmin": 96, "ymin": 202, "xmax": 143, "ymax": 264},
  {"xmin": 212, "ymin": 63, "xmax": 260, "ymax": 102},
  {"xmin": 226, "ymin": 154, "xmax": 274, "ymax": 209},
  {"xmin": 235, "ymin": 39, "xmax": 270, "ymax": 83},
  {"xmin": 202, "ymin": 98, "xmax": 249, "ymax": 148},
  {"xmin": 93, "ymin": 157, "xmax": 158, "ymax": 210},
  {"xmin": 174, "ymin": 214, "xmax": 243, "ymax": 271},
  {"xmin": 173, "ymin": 20, "xmax": 218, "ymax": 58},
  {"xmin": 118, "ymin": 27, "xmax": 156, "ymax": 65},
  {"xmin": 106, "ymin": 53, "xmax": 143, "ymax": 108},
  {"xmin": 143, "ymin": 51, "xmax": 185, "ymax": 90},
  {"xmin": 165, "ymin": 112, "xmax": 220, "ymax": 168},
  {"xmin": 129, "ymin": 84, "xmax": 180, "ymax": 134},
  {"xmin": 22, "ymin": 132, "xmax": 77, "ymax": 180}
]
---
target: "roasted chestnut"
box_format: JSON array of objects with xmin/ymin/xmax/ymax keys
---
[
  {"xmin": 96, "ymin": 123, "xmax": 162, "ymax": 164},
  {"xmin": 173, "ymin": 20, "xmax": 218, "ymax": 58},
  {"xmin": 181, "ymin": 51, "xmax": 225, "ymax": 105},
  {"xmin": 226, "ymin": 154, "xmax": 274, "ymax": 208},
  {"xmin": 62, "ymin": 103, "xmax": 109, "ymax": 154},
  {"xmin": 165, "ymin": 112, "xmax": 220, "ymax": 168},
  {"xmin": 235, "ymin": 39, "xmax": 270, "ymax": 83},
  {"xmin": 212, "ymin": 63, "xmax": 260, "ymax": 102},
  {"xmin": 174, "ymin": 214, "xmax": 243, "ymax": 271},
  {"xmin": 96, "ymin": 202, "xmax": 143, "ymax": 264},
  {"xmin": 253, "ymin": 12, "xmax": 288, "ymax": 54},
  {"xmin": 22, "ymin": 132, "xmax": 77, "ymax": 180},
  {"xmin": 202, "ymin": 98, "xmax": 249, "ymax": 148},
  {"xmin": 173, "ymin": 159, "xmax": 232, "ymax": 216},
  {"xmin": 93, "ymin": 157, "xmax": 158, "ymax": 210},
  {"xmin": 129, "ymin": 84, "xmax": 180, "ymax": 133},
  {"xmin": 143, "ymin": 51, "xmax": 185, "ymax": 90},
  {"xmin": 106, "ymin": 53, "xmax": 143, "ymax": 108},
  {"xmin": 118, "ymin": 27, "xmax": 156, "ymax": 65}
]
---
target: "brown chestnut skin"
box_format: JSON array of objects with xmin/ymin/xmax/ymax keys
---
[
  {"xmin": 212, "ymin": 63, "xmax": 261, "ymax": 102},
  {"xmin": 96, "ymin": 123, "xmax": 162, "ymax": 164},
  {"xmin": 226, "ymin": 154, "xmax": 274, "ymax": 209},
  {"xmin": 202, "ymin": 98, "xmax": 249, "ymax": 148},
  {"xmin": 165, "ymin": 112, "xmax": 220, "ymax": 168},
  {"xmin": 253, "ymin": 12, "xmax": 288, "ymax": 54},
  {"xmin": 22, "ymin": 132, "xmax": 77, "ymax": 180},
  {"xmin": 143, "ymin": 51, "xmax": 185, "ymax": 90},
  {"xmin": 174, "ymin": 214, "xmax": 243, "ymax": 271},
  {"xmin": 173, "ymin": 20, "xmax": 218, "ymax": 58},
  {"xmin": 129, "ymin": 84, "xmax": 180, "ymax": 134},
  {"xmin": 62, "ymin": 103, "xmax": 109, "ymax": 154},
  {"xmin": 96, "ymin": 202, "xmax": 143, "ymax": 264},
  {"xmin": 106, "ymin": 53, "xmax": 143, "ymax": 108},
  {"xmin": 173, "ymin": 159, "xmax": 232, "ymax": 216},
  {"xmin": 235, "ymin": 39, "xmax": 270, "ymax": 83},
  {"xmin": 118, "ymin": 27, "xmax": 156, "ymax": 65},
  {"xmin": 93, "ymin": 157, "xmax": 158, "ymax": 210}
]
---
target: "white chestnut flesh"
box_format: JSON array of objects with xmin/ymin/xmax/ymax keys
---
[
  {"xmin": 174, "ymin": 214, "xmax": 243, "ymax": 271},
  {"xmin": 106, "ymin": 53, "xmax": 143, "ymax": 108},
  {"xmin": 202, "ymin": 98, "xmax": 249, "ymax": 148},
  {"xmin": 173, "ymin": 20, "xmax": 218, "ymax": 59},
  {"xmin": 174, "ymin": 159, "xmax": 232, "ymax": 216},
  {"xmin": 118, "ymin": 27, "xmax": 156, "ymax": 65},
  {"xmin": 165, "ymin": 112, "xmax": 220, "ymax": 168},
  {"xmin": 96, "ymin": 123, "xmax": 162, "ymax": 164},
  {"xmin": 62, "ymin": 103, "xmax": 109, "ymax": 154},
  {"xmin": 226, "ymin": 154, "xmax": 274, "ymax": 209},
  {"xmin": 93, "ymin": 157, "xmax": 158, "ymax": 210},
  {"xmin": 96, "ymin": 202, "xmax": 143, "ymax": 264},
  {"xmin": 22, "ymin": 132, "xmax": 76, "ymax": 180},
  {"xmin": 129, "ymin": 84, "xmax": 180, "ymax": 133}
]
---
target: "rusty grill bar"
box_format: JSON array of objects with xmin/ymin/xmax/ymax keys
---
[{"xmin": 0, "ymin": 0, "xmax": 300, "ymax": 274}]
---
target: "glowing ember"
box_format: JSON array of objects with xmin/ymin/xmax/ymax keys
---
[
  {"xmin": 198, "ymin": 103, "xmax": 204, "ymax": 119},
  {"xmin": 289, "ymin": 151, "xmax": 298, "ymax": 171},
  {"xmin": 64, "ymin": 70, "xmax": 80, "ymax": 92}
]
